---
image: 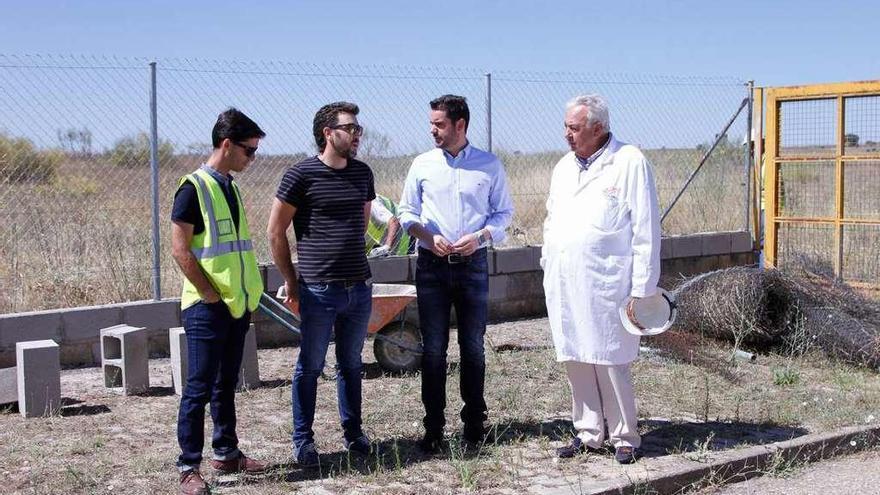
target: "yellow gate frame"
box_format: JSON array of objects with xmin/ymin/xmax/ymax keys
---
[{"xmin": 764, "ymin": 80, "xmax": 880, "ymax": 282}]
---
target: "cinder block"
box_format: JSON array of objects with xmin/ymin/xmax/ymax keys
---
[
  {"xmin": 660, "ymin": 237, "xmax": 673, "ymax": 260},
  {"xmin": 0, "ymin": 366, "xmax": 17, "ymax": 404},
  {"xmin": 121, "ymin": 300, "xmax": 180, "ymax": 331},
  {"xmin": 61, "ymin": 305, "xmax": 123, "ymax": 342},
  {"xmin": 731, "ymin": 231, "xmax": 755, "ymax": 253},
  {"xmin": 409, "ymin": 256, "xmax": 418, "ymax": 281},
  {"xmin": 16, "ymin": 340, "xmax": 61, "ymax": 418},
  {"xmin": 0, "ymin": 311, "xmax": 62, "ymax": 347},
  {"xmin": 100, "ymin": 324, "xmax": 149, "ymax": 395},
  {"xmin": 701, "ymin": 233, "xmax": 732, "ymax": 256},
  {"xmin": 237, "ymin": 324, "xmax": 260, "ymax": 391},
  {"xmin": 264, "ymin": 264, "xmax": 286, "ymax": 293},
  {"xmin": 369, "ymin": 256, "xmax": 410, "ymax": 283},
  {"xmin": 494, "ymin": 247, "xmax": 536, "ymax": 274},
  {"xmin": 671, "ymin": 235, "xmax": 702, "ymax": 258},
  {"xmin": 169, "ymin": 327, "xmax": 187, "ymax": 395},
  {"xmin": 488, "ymin": 275, "xmax": 509, "ymax": 302}
]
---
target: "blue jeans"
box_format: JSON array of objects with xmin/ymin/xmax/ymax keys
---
[
  {"xmin": 177, "ymin": 301, "xmax": 251, "ymax": 470},
  {"xmin": 416, "ymin": 248, "xmax": 490, "ymax": 436},
  {"xmin": 292, "ymin": 280, "xmax": 371, "ymax": 450}
]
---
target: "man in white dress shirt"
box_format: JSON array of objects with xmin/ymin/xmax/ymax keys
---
[
  {"xmin": 399, "ymin": 94, "xmax": 514, "ymax": 453},
  {"xmin": 542, "ymin": 94, "xmax": 661, "ymax": 464}
]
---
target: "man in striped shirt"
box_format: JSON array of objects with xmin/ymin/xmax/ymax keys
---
[{"xmin": 267, "ymin": 101, "xmax": 376, "ymax": 467}]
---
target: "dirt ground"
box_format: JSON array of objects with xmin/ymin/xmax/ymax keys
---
[{"xmin": 2, "ymin": 316, "xmax": 879, "ymax": 494}]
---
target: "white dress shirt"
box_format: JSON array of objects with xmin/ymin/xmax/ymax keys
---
[{"xmin": 399, "ymin": 143, "xmax": 514, "ymax": 247}]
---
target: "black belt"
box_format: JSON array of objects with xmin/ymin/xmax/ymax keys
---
[{"xmin": 418, "ymin": 247, "xmax": 486, "ymax": 265}]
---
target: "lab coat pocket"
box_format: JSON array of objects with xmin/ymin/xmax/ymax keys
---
[{"xmin": 586, "ymin": 196, "xmax": 624, "ymax": 232}]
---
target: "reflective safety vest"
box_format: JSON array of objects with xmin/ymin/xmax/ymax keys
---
[
  {"xmin": 365, "ymin": 195, "xmax": 412, "ymax": 256},
  {"xmin": 178, "ymin": 168, "xmax": 262, "ymax": 318}
]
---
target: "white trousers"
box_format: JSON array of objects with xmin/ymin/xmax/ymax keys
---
[{"xmin": 564, "ymin": 361, "xmax": 640, "ymax": 448}]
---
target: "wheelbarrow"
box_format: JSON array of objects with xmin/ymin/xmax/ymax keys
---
[{"xmin": 258, "ymin": 283, "xmax": 423, "ymax": 372}]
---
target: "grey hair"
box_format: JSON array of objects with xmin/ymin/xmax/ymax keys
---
[{"xmin": 566, "ymin": 94, "xmax": 611, "ymax": 132}]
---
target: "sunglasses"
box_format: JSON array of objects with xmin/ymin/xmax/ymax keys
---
[
  {"xmin": 231, "ymin": 141, "xmax": 258, "ymax": 157},
  {"xmin": 329, "ymin": 123, "xmax": 364, "ymax": 136}
]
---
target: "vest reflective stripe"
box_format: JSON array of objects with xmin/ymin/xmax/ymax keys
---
[
  {"xmin": 178, "ymin": 168, "xmax": 262, "ymax": 318},
  {"xmin": 191, "ymin": 239, "xmax": 254, "ymax": 259}
]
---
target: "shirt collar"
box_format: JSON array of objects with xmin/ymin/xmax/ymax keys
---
[
  {"xmin": 200, "ymin": 164, "xmax": 233, "ymax": 186},
  {"xmin": 575, "ymin": 133, "xmax": 612, "ymax": 171},
  {"xmin": 442, "ymin": 141, "xmax": 471, "ymax": 164}
]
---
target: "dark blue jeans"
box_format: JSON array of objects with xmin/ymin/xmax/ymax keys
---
[
  {"xmin": 177, "ymin": 301, "xmax": 251, "ymax": 470},
  {"xmin": 292, "ymin": 280, "xmax": 371, "ymax": 450},
  {"xmin": 416, "ymin": 248, "xmax": 490, "ymax": 436}
]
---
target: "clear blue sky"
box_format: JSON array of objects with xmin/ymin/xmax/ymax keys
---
[{"xmin": 1, "ymin": 0, "xmax": 877, "ymax": 87}]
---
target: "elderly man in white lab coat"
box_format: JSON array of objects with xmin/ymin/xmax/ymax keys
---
[{"xmin": 541, "ymin": 94, "xmax": 661, "ymax": 464}]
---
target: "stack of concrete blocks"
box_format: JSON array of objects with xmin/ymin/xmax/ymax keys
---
[
  {"xmin": 15, "ymin": 340, "xmax": 61, "ymax": 417},
  {"xmin": 100, "ymin": 324, "xmax": 149, "ymax": 395},
  {"xmin": 169, "ymin": 324, "xmax": 260, "ymax": 395}
]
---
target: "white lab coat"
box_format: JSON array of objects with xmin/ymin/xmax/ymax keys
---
[{"xmin": 541, "ymin": 136, "xmax": 661, "ymax": 364}]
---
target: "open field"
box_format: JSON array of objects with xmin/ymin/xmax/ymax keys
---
[
  {"xmin": 0, "ymin": 145, "xmax": 746, "ymax": 313},
  {"xmin": 2, "ymin": 316, "xmax": 879, "ymax": 494}
]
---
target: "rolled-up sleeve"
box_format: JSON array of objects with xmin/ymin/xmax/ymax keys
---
[
  {"xmin": 629, "ymin": 156, "xmax": 661, "ymax": 298},
  {"xmin": 484, "ymin": 160, "xmax": 514, "ymax": 244},
  {"xmin": 398, "ymin": 160, "xmax": 423, "ymax": 233}
]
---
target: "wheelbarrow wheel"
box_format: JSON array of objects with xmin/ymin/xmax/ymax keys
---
[{"xmin": 373, "ymin": 322, "xmax": 422, "ymax": 373}]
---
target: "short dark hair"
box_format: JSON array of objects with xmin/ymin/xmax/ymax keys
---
[
  {"xmin": 313, "ymin": 101, "xmax": 359, "ymax": 152},
  {"xmin": 212, "ymin": 108, "xmax": 265, "ymax": 148},
  {"xmin": 430, "ymin": 94, "xmax": 469, "ymax": 131}
]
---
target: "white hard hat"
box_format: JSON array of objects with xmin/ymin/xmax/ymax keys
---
[{"xmin": 618, "ymin": 288, "xmax": 677, "ymax": 336}]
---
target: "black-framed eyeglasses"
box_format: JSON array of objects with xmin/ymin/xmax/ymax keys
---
[
  {"xmin": 232, "ymin": 141, "xmax": 258, "ymax": 157},
  {"xmin": 329, "ymin": 123, "xmax": 364, "ymax": 136}
]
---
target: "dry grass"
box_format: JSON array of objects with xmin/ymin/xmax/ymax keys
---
[
  {"xmin": 2, "ymin": 316, "xmax": 879, "ymax": 494},
  {"xmin": 0, "ymin": 145, "xmax": 746, "ymax": 313}
]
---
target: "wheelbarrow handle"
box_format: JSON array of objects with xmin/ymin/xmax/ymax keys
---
[{"xmin": 258, "ymin": 293, "xmax": 301, "ymax": 335}]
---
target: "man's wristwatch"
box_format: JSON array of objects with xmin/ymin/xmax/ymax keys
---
[{"xmin": 476, "ymin": 230, "xmax": 488, "ymax": 244}]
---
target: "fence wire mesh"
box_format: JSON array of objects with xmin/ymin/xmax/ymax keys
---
[{"xmin": 0, "ymin": 55, "xmax": 749, "ymax": 312}]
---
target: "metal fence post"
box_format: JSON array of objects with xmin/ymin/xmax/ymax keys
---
[
  {"xmin": 744, "ymin": 80, "xmax": 754, "ymax": 232},
  {"xmin": 485, "ymin": 72, "xmax": 492, "ymax": 152},
  {"xmin": 149, "ymin": 61, "xmax": 161, "ymax": 300}
]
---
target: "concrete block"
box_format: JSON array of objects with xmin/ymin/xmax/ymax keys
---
[
  {"xmin": 488, "ymin": 274, "xmax": 509, "ymax": 302},
  {"xmin": 121, "ymin": 299, "xmax": 180, "ymax": 332},
  {"xmin": 237, "ymin": 324, "xmax": 260, "ymax": 391},
  {"xmin": 169, "ymin": 327, "xmax": 187, "ymax": 395},
  {"xmin": 495, "ymin": 247, "xmax": 536, "ymax": 274},
  {"xmin": 660, "ymin": 237, "xmax": 673, "ymax": 260},
  {"xmin": 0, "ymin": 351, "xmax": 14, "ymax": 368},
  {"xmin": 409, "ymin": 256, "xmax": 418, "ymax": 281},
  {"xmin": 369, "ymin": 256, "xmax": 410, "ymax": 283},
  {"xmin": 671, "ymin": 235, "xmax": 702, "ymax": 258},
  {"xmin": 101, "ymin": 324, "xmax": 149, "ymax": 395},
  {"xmin": 731, "ymin": 230, "xmax": 755, "ymax": 253},
  {"xmin": 61, "ymin": 305, "xmax": 123, "ymax": 342},
  {"xmin": 16, "ymin": 340, "xmax": 61, "ymax": 418},
  {"xmin": 0, "ymin": 366, "xmax": 17, "ymax": 404},
  {"xmin": 0, "ymin": 310, "xmax": 62, "ymax": 347},
  {"xmin": 486, "ymin": 248, "xmax": 497, "ymax": 274},
  {"xmin": 264, "ymin": 264, "xmax": 285, "ymax": 293},
  {"xmin": 701, "ymin": 232, "xmax": 732, "ymax": 256}
]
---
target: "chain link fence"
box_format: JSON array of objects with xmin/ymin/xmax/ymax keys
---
[{"xmin": 0, "ymin": 55, "xmax": 749, "ymax": 312}]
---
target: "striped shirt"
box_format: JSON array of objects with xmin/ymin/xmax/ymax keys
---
[{"xmin": 276, "ymin": 156, "xmax": 376, "ymax": 283}]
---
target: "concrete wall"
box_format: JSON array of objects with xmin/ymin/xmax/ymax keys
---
[{"xmin": 0, "ymin": 231, "xmax": 755, "ymax": 367}]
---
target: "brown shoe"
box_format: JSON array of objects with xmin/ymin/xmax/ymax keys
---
[
  {"xmin": 179, "ymin": 469, "xmax": 208, "ymax": 495},
  {"xmin": 210, "ymin": 454, "xmax": 267, "ymax": 474}
]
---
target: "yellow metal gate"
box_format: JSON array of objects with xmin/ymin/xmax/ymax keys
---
[{"xmin": 763, "ymin": 80, "xmax": 880, "ymax": 284}]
